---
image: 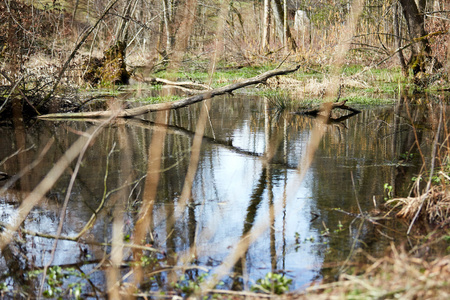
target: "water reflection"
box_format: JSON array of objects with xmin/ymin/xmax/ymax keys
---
[{"xmin": 0, "ymin": 94, "xmax": 444, "ymax": 297}]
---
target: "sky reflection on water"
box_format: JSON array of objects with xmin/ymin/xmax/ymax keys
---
[{"xmin": 0, "ymin": 94, "xmax": 439, "ymax": 296}]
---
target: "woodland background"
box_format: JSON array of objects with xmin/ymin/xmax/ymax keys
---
[{"xmin": 1, "ymin": 0, "xmax": 449, "ymax": 113}]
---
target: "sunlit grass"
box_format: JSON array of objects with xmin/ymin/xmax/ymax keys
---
[
  {"xmin": 150, "ymin": 64, "xmax": 409, "ymax": 103},
  {"xmin": 133, "ymin": 95, "xmax": 183, "ymax": 104},
  {"xmin": 154, "ymin": 64, "xmax": 276, "ymax": 88},
  {"xmin": 341, "ymin": 95, "xmax": 396, "ymax": 105},
  {"xmin": 299, "ymin": 245, "xmax": 450, "ymax": 300}
]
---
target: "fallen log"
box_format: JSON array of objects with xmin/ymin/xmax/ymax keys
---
[
  {"xmin": 139, "ymin": 77, "xmax": 212, "ymax": 90},
  {"xmin": 295, "ymin": 100, "xmax": 361, "ymax": 116},
  {"xmin": 293, "ymin": 100, "xmax": 361, "ymax": 125},
  {"xmin": 39, "ymin": 65, "xmax": 301, "ymax": 119}
]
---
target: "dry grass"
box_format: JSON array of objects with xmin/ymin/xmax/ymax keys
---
[
  {"xmin": 265, "ymin": 75, "xmax": 369, "ymax": 98},
  {"xmin": 387, "ymin": 186, "xmax": 450, "ymax": 226},
  {"xmin": 295, "ymin": 246, "xmax": 450, "ymax": 300},
  {"xmin": 161, "ymin": 245, "xmax": 450, "ymax": 300}
]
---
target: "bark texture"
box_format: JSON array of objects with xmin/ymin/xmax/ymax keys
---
[{"xmin": 399, "ymin": 0, "xmax": 435, "ymax": 75}]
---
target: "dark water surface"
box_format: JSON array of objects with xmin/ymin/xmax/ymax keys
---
[{"xmin": 0, "ymin": 94, "xmax": 444, "ymax": 297}]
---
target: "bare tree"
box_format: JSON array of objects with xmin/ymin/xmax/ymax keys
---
[
  {"xmin": 168, "ymin": 0, "xmax": 198, "ymax": 71},
  {"xmin": 394, "ymin": 2, "xmax": 408, "ymax": 76},
  {"xmin": 262, "ymin": 0, "xmax": 271, "ymax": 51},
  {"xmin": 271, "ymin": 0, "xmax": 296, "ymax": 50},
  {"xmin": 162, "ymin": 0, "xmax": 176, "ymax": 53},
  {"xmin": 399, "ymin": 0, "xmax": 440, "ymax": 75}
]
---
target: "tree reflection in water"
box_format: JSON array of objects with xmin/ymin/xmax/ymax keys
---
[{"xmin": 0, "ymin": 95, "xmax": 443, "ymax": 297}]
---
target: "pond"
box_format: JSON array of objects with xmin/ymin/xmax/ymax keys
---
[{"xmin": 0, "ymin": 93, "xmax": 445, "ymax": 297}]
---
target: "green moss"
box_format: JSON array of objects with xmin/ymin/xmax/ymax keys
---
[
  {"xmin": 83, "ymin": 41, "xmax": 130, "ymax": 87},
  {"xmin": 100, "ymin": 41, "xmax": 130, "ymax": 85}
]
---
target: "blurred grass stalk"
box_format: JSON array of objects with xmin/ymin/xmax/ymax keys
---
[
  {"xmin": 0, "ymin": 115, "xmax": 116, "ymax": 252},
  {"xmin": 129, "ymin": 110, "xmax": 169, "ymax": 293},
  {"xmin": 107, "ymin": 122, "xmax": 133, "ymax": 298}
]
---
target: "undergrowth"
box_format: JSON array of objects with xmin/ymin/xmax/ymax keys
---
[{"xmin": 298, "ymin": 245, "xmax": 450, "ymax": 300}]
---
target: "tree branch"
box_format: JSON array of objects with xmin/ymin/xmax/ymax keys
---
[
  {"xmin": 38, "ymin": 65, "xmax": 301, "ymax": 119},
  {"xmin": 295, "ymin": 100, "xmax": 361, "ymax": 116}
]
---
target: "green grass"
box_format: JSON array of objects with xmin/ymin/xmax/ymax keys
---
[
  {"xmin": 147, "ymin": 64, "xmax": 416, "ymax": 106},
  {"xmin": 133, "ymin": 95, "xmax": 183, "ymax": 104},
  {"xmin": 342, "ymin": 95, "xmax": 396, "ymax": 105},
  {"xmin": 154, "ymin": 64, "xmax": 276, "ymax": 88},
  {"xmin": 290, "ymin": 95, "xmax": 396, "ymax": 110}
]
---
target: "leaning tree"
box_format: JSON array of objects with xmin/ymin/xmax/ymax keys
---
[{"xmin": 398, "ymin": 0, "xmax": 442, "ymax": 77}]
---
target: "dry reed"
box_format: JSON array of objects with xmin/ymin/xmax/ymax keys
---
[
  {"xmin": 387, "ymin": 186, "xmax": 450, "ymax": 226},
  {"xmin": 298, "ymin": 245, "xmax": 450, "ymax": 300}
]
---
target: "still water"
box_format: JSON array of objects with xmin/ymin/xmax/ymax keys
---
[{"xmin": 0, "ymin": 94, "xmax": 443, "ymax": 297}]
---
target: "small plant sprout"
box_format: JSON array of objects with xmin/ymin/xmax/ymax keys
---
[
  {"xmin": 43, "ymin": 266, "xmax": 66, "ymax": 298},
  {"xmin": 384, "ymin": 183, "xmax": 393, "ymax": 201},
  {"xmin": 321, "ymin": 221, "xmax": 330, "ymax": 236},
  {"xmin": 0, "ymin": 282, "xmax": 8, "ymax": 293},
  {"xmin": 68, "ymin": 282, "xmax": 84, "ymax": 299},
  {"xmin": 432, "ymin": 175, "xmax": 441, "ymax": 184},
  {"xmin": 123, "ymin": 234, "xmax": 131, "ymax": 242},
  {"xmin": 251, "ymin": 272, "xmax": 292, "ymax": 295},
  {"xmin": 173, "ymin": 273, "xmax": 208, "ymax": 296},
  {"xmin": 334, "ymin": 221, "xmax": 344, "ymax": 233},
  {"xmin": 400, "ymin": 151, "xmax": 414, "ymax": 161},
  {"xmin": 28, "ymin": 266, "xmax": 85, "ymax": 299},
  {"xmin": 411, "ymin": 175, "xmax": 422, "ymax": 183},
  {"xmin": 294, "ymin": 232, "xmax": 301, "ymax": 244},
  {"xmin": 140, "ymin": 255, "xmax": 157, "ymax": 267},
  {"xmin": 305, "ymin": 236, "xmax": 315, "ymax": 243}
]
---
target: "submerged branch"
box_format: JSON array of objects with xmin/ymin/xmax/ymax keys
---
[
  {"xmin": 38, "ymin": 65, "xmax": 301, "ymax": 119},
  {"xmin": 295, "ymin": 100, "xmax": 361, "ymax": 116},
  {"xmin": 8, "ymin": 224, "xmax": 160, "ymax": 253}
]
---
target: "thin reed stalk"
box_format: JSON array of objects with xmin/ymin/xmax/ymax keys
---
[
  {"xmin": 129, "ymin": 110, "xmax": 170, "ymax": 292},
  {"xmin": 38, "ymin": 114, "xmax": 118, "ymax": 297},
  {"xmin": 0, "ymin": 116, "xmax": 115, "ymax": 251},
  {"xmin": 107, "ymin": 123, "xmax": 133, "ymax": 299}
]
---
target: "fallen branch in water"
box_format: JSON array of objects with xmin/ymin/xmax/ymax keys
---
[
  {"xmin": 7, "ymin": 223, "xmax": 161, "ymax": 252},
  {"xmin": 295, "ymin": 100, "xmax": 361, "ymax": 116},
  {"xmin": 38, "ymin": 65, "xmax": 301, "ymax": 119},
  {"xmin": 293, "ymin": 100, "xmax": 361, "ymax": 126}
]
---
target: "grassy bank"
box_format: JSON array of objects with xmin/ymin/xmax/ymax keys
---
[{"xmin": 126, "ymin": 62, "xmax": 410, "ymax": 107}]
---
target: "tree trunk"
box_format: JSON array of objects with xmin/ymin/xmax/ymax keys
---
[
  {"xmin": 271, "ymin": 0, "xmax": 296, "ymax": 50},
  {"xmin": 270, "ymin": 0, "xmax": 283, "ymax": 38},
  {"xmin": 39, "ymin": 65, "xmax": 301, "ymax": 119},
  {"xmin": 168, "ymin": 0, "xmax": 198, "ymax": 71},
  {"xmin": 115, "ymin": 0, "xmax": 135, "ymax": 45},
  {"xmin": 162, "ymin": 0, "xmax": 175, "ymax": 52},
  {"xmin": 399, "ymin": 0, "xmax": 434, "ymax": 75},
  {"xmin": 71, "ymin": 0, "xmax": 79, "ymax": 24},
  {"xmin": 283, "ymin": 0, "xmax": 287, "ymax": 49},
  {"xmin": 416, "ymin": 0, "xmax": 426, "ymax": 14},
  {"xmin": 262, "ymin": 0, "xmax": 270, "ymax": 51},
  {"xmin": 394, "ymin": 2, "xmax": 407, "ymax": 76}
]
